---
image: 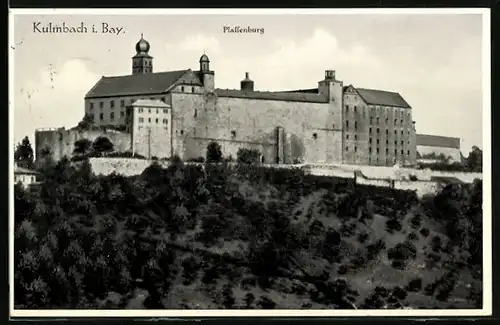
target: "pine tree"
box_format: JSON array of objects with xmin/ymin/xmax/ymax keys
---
[{"xmin": 14, "ymin": 136, "xmax": 34, "ymax": 169}]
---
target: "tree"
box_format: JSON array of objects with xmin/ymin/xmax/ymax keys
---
[
  {"xmin": 237, "ymin": 148, "xmax": 261, "ymax": 165},
  {"xmin": 92, "ymin": 137, "xmax": 114, "ymax": 156},
  {"xmin": 206, "ymin": 141, "xmax": 223, "ymax": 163},
  {"xmin": 466, "ymin": 146, "xmax": 482, "ymax": 172},
  {"xmin": 73, "ymin": 139, "xmax": 92, "ymax": 157},
  {"xmin": 77, "ymin": 114, "xmax": 95, "ymax": 130},
  {"xmin": 14, "ymin": 136, "xmax": 34, "ymax": 169}
]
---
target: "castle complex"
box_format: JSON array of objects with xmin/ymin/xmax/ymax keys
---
[{"xmin": 35, "ymin": 35, "xmax": 461, "ymax": 166}]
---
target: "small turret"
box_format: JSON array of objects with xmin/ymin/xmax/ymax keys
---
[{"xmin": 240, "ymin": 72, "xmax": 254, "ymax": 91}]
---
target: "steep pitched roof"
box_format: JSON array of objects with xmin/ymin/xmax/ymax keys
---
[
  {"xmin": 131, "ymin": 99, "xmax": 171, "ymax": 108},
  {"xmin": 416, "ymin": 134, "xmax": 461, "ymax": 149},
  {"xmin": 356, "ymin": 88, "xmax": 411, "ymax": 108},
  {"xmin": 85, "ymin": 70, "xmax": 190, "ymax": 98}
]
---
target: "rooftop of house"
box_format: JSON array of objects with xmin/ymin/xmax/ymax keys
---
[
  {"xmin": 416, "ymin": 134, "xmax": 461, "ymax": 149},
  {"xmin": 85, "ymin": 69, "xmax": 411, "ymax": 107},
  {"xmin": 14, "ymin": 163, "xmax": 38, "ymax": 175},
  {"xmin": 356, "ymin": 88, "xmax": 411, "ymax": 108},
  {"xmin": 130, "ymin": 99, "xmax": 171, "ymax": 108},
  {"xmin": 85, "ymin": 70, "xmax": 190, "ymax": 98}
]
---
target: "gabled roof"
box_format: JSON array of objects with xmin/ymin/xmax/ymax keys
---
[
  {"xmin": 85, "ymin": 70, "xmax": 191, "ymax": 98},
  {"xmin": 131, "ymin": 99, "xmax": 171, "ymax": 108},
  {"xmin": 356, "ymin": 88, "xmax": 411, "ymax": 108},
  {"xmin": 416, "ymin": 134, "xmax": 461, "ymax": 149}
]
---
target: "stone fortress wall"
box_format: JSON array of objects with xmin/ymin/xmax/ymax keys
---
[
  {"xmin": 35, "ymin": 127, "xmax": 131, "ymax": 161},
  {"xmin": 88, "ymin": 158, "xmax": 482, "ymax": 198}
]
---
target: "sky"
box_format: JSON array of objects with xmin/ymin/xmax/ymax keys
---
[{"xmin": 11, "ymin": 11, "xmax": 486, "ymax": 154}]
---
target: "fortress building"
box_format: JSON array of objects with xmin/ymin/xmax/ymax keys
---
[
  {"xmin": 37, "ymin": 35, "xmax": 420, "ymax": 166},
  {"xmin": 416, "ymin": 134, "xmax": 462, "ymax": 163}
]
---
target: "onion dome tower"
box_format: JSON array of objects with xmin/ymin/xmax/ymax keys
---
[{"xmin": 132, "ymin": 34, "xmax": 153, "ymax": 74}]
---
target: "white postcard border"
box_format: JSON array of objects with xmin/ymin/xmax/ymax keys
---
[{"xmin": 8, "ymin": 7, "xmax": 492, "ymax": 318}]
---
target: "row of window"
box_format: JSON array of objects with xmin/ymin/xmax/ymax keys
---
[
  {"xmin": 368, "ymin": 138, "xmax": 410, "ymax": 146},
  {"xmin": 345, "ymin": 104, "xmax": 411, "ymax": 119},
  {"xmin": 368, "ymin": 147, "xmax": 411, "ymax": 156},
  {"xmin": 89, "ymin": 97, "xmax": 168, "ymax": 110},
  {"xmin": 369, "ymin": 127, "xmax": 411, "ymax": 136},
  {"xmin": 345, "ymin": 146, "xmax": 411, "ymax": 156},
  {"xmin": 370, "ymin": 117, "xmax": 406, "ymax": 125},
  {"xmin": 88, "ymin": 86, "xmax": 196, "ymax": 110},
  {"xmin": 137, "ymin": 108, "xmax": 169, "ymax": 114},
  {"xmin": 89, "ymin": 111, "xmax": 125, "ymax": 121},
  {"xmin": 138, "ymin": 117, "xmax": 169, "ymax": 124}
]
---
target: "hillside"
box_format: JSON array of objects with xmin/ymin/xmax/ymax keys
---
[{"xmin": 14, "ymin": 157, "xmax": 483, "ymax": 310}]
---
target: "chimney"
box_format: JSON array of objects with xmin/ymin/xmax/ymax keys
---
[{"xmin": 240, "ymin": 72, "xmax": 254, "ymax": 91}]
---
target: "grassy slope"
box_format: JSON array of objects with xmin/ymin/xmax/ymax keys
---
[{"xmin": 123, "ymin": 174, "xmax": 477, "ymax": 309}]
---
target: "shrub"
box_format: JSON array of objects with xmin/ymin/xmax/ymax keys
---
[
  {"xmin": 388, "ymin": 242, "xmax": 417, "ymax": 262},
  {"xmin": 410, "ymin": 215, "xmax": 422, "ymax": 229},
  {"xmin": 385, "ymin": 218, "xmax": 403, "ymax": 233},
  {"xmin": 181, "ymin": 256, "xmax": 200, "ymax": 285},
  {"xmin": 420, "ymin": 228, "xmax": 430, "ymax": 237},
  {"xmin": 188, "ymin": 157, "xmax": 205, "ymax": 163},
  {"xmin": 337, "ymin": 264, "xmax": 348, "ymax": 275},
  {"xmin": 201, "ymin": 266, "xmax": 219, "ymax": 285},
  {"xmin": 237, "ymin": 148, "xmax": 261, "ymax": 165},
  {"xmin": 390, "ymin": 286, "xmax": 408, "ymax": 301},
  {"xmin": 374, "ymin": 286, "xmax": 389, "ymax": 298},
  {"xmin": 406, "ymin": 278, "xmax": 423, "ymax": 292},
  {"xmin": 407, "ymin": 232, "xmax": 418, "ymax": 241},
  {"xmin": 244, "ymin": 292, "xmax": 255, "ymax": 308},
  {"xmin": 257, "ymin": 295, "xmax": 276, "ymax": 309},
  {"xmin": 222, "ymin": 284, "xmax": 235, "ymax": 309},
  {"xmin": 206, "ymin": 141, "xmax": 223, "ymax": 163},
  {"xmin": 431, "ymin": 236, "xmax": 442, "ymax": 252},
  {"xmin": 357, "ymin": 232, "xmax": 369, "ymax": 244},
  {"xmin": 361, "ymin": 293, "xmax": 385, "ymax": 309},
  {"xmin": 92, "ymin": 136, "xmax": 114, "ymax": 156}
]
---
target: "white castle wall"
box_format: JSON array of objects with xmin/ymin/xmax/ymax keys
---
[{"xmin": 87, "ymin": 158, "xmax": 481, "ymax": 198}]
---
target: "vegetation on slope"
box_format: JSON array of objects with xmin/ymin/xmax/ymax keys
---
[{"xmin": 14, "ymin": 146, "xmax": 483, "ymax": 310}]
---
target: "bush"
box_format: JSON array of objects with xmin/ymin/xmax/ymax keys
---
[
  {"xmin": 406, "ymin": 278, "xmax": 422, "ymax": 292},
  {"xmin": 181, "ymin": 256, "xmax": 200, "ymax": 285},
  {"xmin": 244, "ymin": 292, "xmax": 255, "ymax": 308},
  {"xmin": 385, "ymin": 218, "xmax": 402, "ymax": 233},
  {"xmin": 206, "ymin": 141, "xmax": 223, "ymax": 163},
  {"xmin": 410, "ymin": 215, "xmax": 422, "ymax": 229},
  {"xmin": 388, "ymin": 242, "xmax": 417, "ymax": 261},
  {"xmin": 257, "ymin": 295, "xmax": 276, "ymax": 309},
  {"xmin": 222, "ymin": 284, "xmax": 235, "ymax": 309},
  {"xmin": 431, "ymin": 236, "xmax": 442, "ymax": 252},
  {"xmin": 407, "ymin": 232, "xmax": 418, "ymax": 241},
  {"xmin": 420, "ymin": 228, "xmax": 430, "ymax": 237},
  {"xmin": 237, "ymin": 148, "xmax": 261, "ymax": 165},
  {"xmin": 188, "ymin": 157, "xmax": 205, "ymax": 163},
  {"xmin": 390, "ymin": 286, "xmax": 408, "ymax": 301},
  {"xmin": 357, "ymin": 232, "xmax": 369, "ymax": 244}
]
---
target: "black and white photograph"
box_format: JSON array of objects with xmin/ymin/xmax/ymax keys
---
[{"xmin": 9, "ymin": 8, "xmax": 491, "ymax": 317}]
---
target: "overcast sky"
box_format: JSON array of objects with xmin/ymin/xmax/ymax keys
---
[{"xmin": 12, "ymin": 12, "xmax": 485, "ymax": 154}]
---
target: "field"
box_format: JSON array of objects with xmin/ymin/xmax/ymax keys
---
[{"xmin": 13, "ymin": 157, "xmax": 483, "ymax": 310}]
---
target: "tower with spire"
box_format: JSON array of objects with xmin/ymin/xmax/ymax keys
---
[
  {"xmin": 198, "ymin": 52, "xmax": 215, "ymax": 92},
  {"xmin": 132, "ymin": 34, "xmax": 153, "ymax": 74}
]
